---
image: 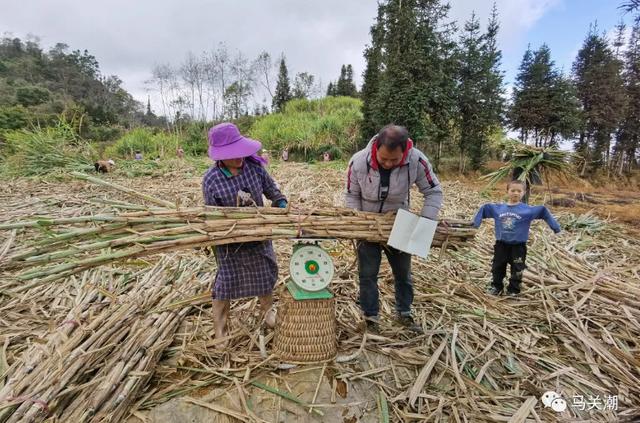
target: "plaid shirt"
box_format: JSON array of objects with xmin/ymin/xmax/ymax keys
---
[{"xmin": 202, "ymin": 160, "xmax": 286, "ymax": 300}]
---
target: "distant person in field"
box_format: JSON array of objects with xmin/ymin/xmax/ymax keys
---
[
  {"xmin": 473, "ymin": 180, "xmax": 561, "ymax": 297},
  {"xmin": 134, "ymin": 151, "xmax": 143, "ymax": 161},
  {"xmin": 345, "ymin": 124, "xmax": 443, "ymax": 334},
  {"xmin": 281, "ymin": 148, "xmax": 289, "ymax": 161},
  {"xmin": 176, "ymin": 147, "xmax": 185, "ymax": 159},
  {"xmin": 202, "ymin": 122, "xmax": 287, "ymax": 348},
  {"xmin": 94, "ymin": 159, "xmax": 115, "ymax": 173}
]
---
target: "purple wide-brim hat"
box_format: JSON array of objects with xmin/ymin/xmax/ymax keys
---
[{"xmin": 207, "ymin": 122, "xmax": 262, "ymax": 161}]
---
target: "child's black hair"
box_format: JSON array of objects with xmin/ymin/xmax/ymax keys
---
[{"xmin": 507, "ymin": 180, "xmax": 526, "ymax": 190}]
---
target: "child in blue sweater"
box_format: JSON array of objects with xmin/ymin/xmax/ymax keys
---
[{"xmin": 473, "ymin": 180, "xmax": 561, "ymax": 296}]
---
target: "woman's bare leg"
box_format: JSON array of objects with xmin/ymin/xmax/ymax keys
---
[
  {"xmin": 212, "ymin": 299, "xmax": 230, "ymax": 345},
  {"xmin": 258, "ymin": 294, "xmax": 276, "ymax": 328}
]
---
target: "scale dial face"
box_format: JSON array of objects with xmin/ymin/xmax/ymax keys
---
[{"xmin": 289, "ymin": 245, "xmax": 334, "ymax": 291}]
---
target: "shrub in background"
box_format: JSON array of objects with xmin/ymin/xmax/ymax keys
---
[
  {"xmin": 0, "ymin": 120, "xmax": 94, "ymax": 176},
  {"xmin": 249, "ymin": 96, "xmax": 362, "ymax": 161},
  {"xmin": 105, "ymin": 128, "xmax": 181, "ymax": 159}
]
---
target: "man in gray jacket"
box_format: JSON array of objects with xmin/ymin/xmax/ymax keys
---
[{"xmin": 345, "ymin": 124, "xmax": 443, "ymax": 333}]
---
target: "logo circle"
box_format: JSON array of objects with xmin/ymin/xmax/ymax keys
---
[{"xmin": 305, "ymin": 260, "xmax": 320, "ymax": 275}]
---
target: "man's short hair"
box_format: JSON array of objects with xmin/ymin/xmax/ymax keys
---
[
  {"xmin": 376, "ymin": 125, "xmax": 409, "ymax": 152},
  {"xmin": 507, "ymin": 180, "xmax": 527, "ymax": 190}
]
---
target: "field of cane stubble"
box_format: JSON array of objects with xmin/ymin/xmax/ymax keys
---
[{"xmin": 0, "ymin": 161, "xmax": 639, "ymax": 422}]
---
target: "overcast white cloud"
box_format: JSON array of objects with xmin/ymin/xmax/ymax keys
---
[{"xmin": 2, "ymin": 0, "xmax": 560, "ymax": 111}]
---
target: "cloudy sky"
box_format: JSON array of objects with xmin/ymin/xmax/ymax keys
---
[{"xmin": 1, "ymin": 0, "xmax": 629, "ymax": 113}]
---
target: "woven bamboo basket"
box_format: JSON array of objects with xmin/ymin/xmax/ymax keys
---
[{"xmin": 274, "ymin": 289, "xmax": 337, "ymax": 363}]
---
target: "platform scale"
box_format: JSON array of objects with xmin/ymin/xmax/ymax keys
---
[{"xmin": 273, "ymin": 240, "xmax": 338, "ymax": 363}]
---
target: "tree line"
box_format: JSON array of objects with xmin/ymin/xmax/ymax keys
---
[
  {"xmin": 511, "ymin": 23, "xmax": 638, "ymax": 175},
  {"xmin": 0, "ymin": 35, "xmax": 354, "ymax": 136},
  {"xmin": 146, "ymin": 45, "xmax": 334, "ymax": 122},
  {"xmin": 360, "ymin": 1, "xmax": 503, "ymax": 172},
  {"xmin": 360, "ymin": 0, "xmax": 640, "ymax": 174},
  {"xmin": 0, "ymin": 35, "xmax": 142, "ymax": 138},
  {"xmin": 3, "ymin": 1, "xmax": 639, "ymax": 175}
]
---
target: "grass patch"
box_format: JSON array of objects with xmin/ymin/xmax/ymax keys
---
[
  {"xmin": 0, "ymin": 121, "xmax": 95, "ymax": 177},
  {"xmin": 250, "ymin": 96, "xmax": 362, "ymax": 161},
  {"xmin": 105, "ymin": 128, "xmax": 182, "ymax": 159}
]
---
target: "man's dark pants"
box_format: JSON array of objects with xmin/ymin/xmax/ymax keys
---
[
  {"xmin": 491, "ymin": 241, "xmax": 527, "ymax": 294},
  {"xmin": 357, "ymin": 241, "xmax": 413, "ymax": 318}
]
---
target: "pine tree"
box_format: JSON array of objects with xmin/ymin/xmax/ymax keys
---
[
  {"xmin": 547, "ymin": 74, "xmax": 582, "ymax": 147},
  {"xmin": 615, "ymin": 20, "xmax": 640, "ymax": 173},
  {"xmin": 613, "ymin": 21, "xmax": 627, "ymax": 57},
  {"xmin": 326, "ymin": 82, "xmax": 335, "ymax": 97},
  {"xmin": 457, "ymin": 13, "xmax": 485, "ymax": 170},
  {"xmin": 528, "ymin": 45, "xmax": 556, "ymax": 147},
  {"xmin": 335, "ymin": 65, "xmax": 348, "ymax": 95},
  {"xmin": 621, "ymin": 0, "xmax": 640, "ymax": 15},
  {"xmin": 376, "ymin": 0, "xmax": 423, "ymax": 139},
  {"xmin": 360, "ymin": 3, "xmax": 386, "ymax": 140},
  {"xmin": 359, "ymin": 0, "xmax": 457, "ymax": 153},
  {"xmin": 334, "ymin": 64, "xmax": 357, "ymax": 97},
  {"xmin": 415, "ymin": 0, "xmax": 458, "ymax": 168},
  {"xmin": 573, "ymin": 27, "xmax": 626, "ymax": 172},
  {"xmin": 345, "ymin": 65, "xmax": 357, "ymax": 96},
  {"xmin": 141, "ymin": 95, "xmax": 160, "ymax": 126},
  {"xmin": 374, "ymin": 0, "xmax": 453, "ymax": 144},
  {"xmin": 510, "ymin": 44, "xmax": 581, "ymax": 148},
  {"xmin": 527, "ymin": 45, "xmax": 556, "ymax": 147},
  {"xmin": 481, "ymin": 4, "xmax": 505, "ymax": 137},
  {"xmin": 456, "ymin": 8, "xmax": 504, "ymax": 170},
  {"xmin": 509, "ymin": 46, "xmax": 535, "ymax": 143},
  {"xmin": 272, "ymin": 57, "xmax": 292, "ymax": 112},
  {"xmin": 146, "ymin": 96, "xmax": 153, "ymax": 116}
]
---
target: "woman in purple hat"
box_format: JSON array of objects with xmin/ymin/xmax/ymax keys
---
[{"xmin": 202, "ymin": 122, "xmax": 288, "ymax": 347}]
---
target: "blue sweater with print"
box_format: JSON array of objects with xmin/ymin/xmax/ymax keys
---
[{"xmin": 472, "ymin": 203, "xmax": 561, "ymax": 244}]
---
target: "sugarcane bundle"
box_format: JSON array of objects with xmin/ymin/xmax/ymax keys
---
[
  {"xmin": 0, "ymin": 258, "xmax": 205, "ymax": 422},
  {"xmin": 483, "ymin": 140, "xmax": 576, "ymax": 189},
  {"xmin": 0, "ymin": 206, "xmax": 476, "ymax": 287}
]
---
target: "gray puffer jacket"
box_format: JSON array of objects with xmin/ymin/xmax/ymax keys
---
[{"xmin": 344, "ymin": 137, "xmax": 443, "ymax": 219}]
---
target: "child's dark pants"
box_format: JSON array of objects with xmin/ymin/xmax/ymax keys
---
[{"xmin": 491, "ymin": 241, "xmax": 527, "ymax": 294}]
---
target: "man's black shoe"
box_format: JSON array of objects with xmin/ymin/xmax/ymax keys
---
[
  {"xmin": 398, "ymin": 315, "xmax": 423, "ymax": 334},
  {"xmin": 487, "ymin": 286, "xmax": 502, "ymax": 296}
]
